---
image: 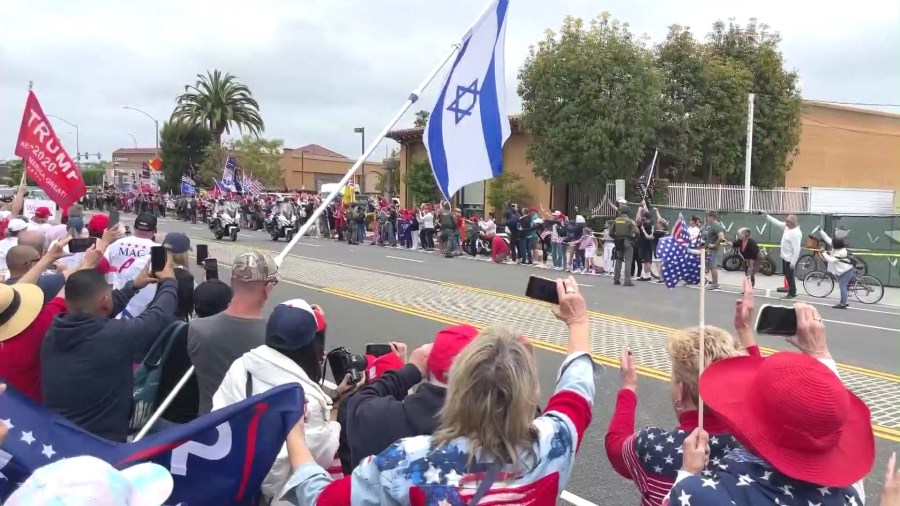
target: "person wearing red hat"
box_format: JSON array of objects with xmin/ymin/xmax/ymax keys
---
[
  {"xmin": 284, "ymin": 277, "xmax": 595, "ymax": 505},
  {"xmin": 339, "ymin": 325, "xmax": 478, "ymax": 472},
  {"xmin": 666, "ymin": 303, "xmax": 873, "ymax": 506}
]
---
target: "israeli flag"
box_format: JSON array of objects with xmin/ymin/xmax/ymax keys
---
[{"xmin": 424, "ymin": 0, "xmax": 510, "ymax": 200}]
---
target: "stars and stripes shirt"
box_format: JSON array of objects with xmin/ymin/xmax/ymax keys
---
[
  {"xmin": 551, "ymin": 223, "xmax": 565, "ymax": 244},
  {"xmin": 605, "ymin": 345, "xmax": 761, "ymax": 506},
  {"xmin": 664, "ymin": 448, "xmax": 864, "ymax": 506},
  {"xmin": 280, "ymin": 352, "xmax": 596, "ymax": 505}
]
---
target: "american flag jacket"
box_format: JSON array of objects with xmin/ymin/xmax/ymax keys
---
[
  {"xmin": 664, "ymin": 448, "xmax": 864, "ymax": 506},
  {"xmin": 279, "ymin": 352, "xmax": 595, "ymax": 505}
]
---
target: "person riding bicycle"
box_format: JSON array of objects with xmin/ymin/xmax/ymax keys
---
[
  {"xmin": 818, "ymin": 231, "xmax": 855, "ymax": 309},
  {"xmin": 732, "ymin": 228, "xmax": 763, "ymax": 288}
]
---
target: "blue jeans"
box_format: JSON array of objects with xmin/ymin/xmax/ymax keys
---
[
  {"xmin": 838, "ymin": 269, "xmax": 854, "ymax": 305},
  {"xmin": 356, "ymin": 223, "xmax": 366, "ymax": 243},
  {"xmin": 552, "ymin": 243, "xmax": 564, "ymax": 268},
  {"xmin": 518, "ymin": 238, "xmax": 532, "ymax": 263}
]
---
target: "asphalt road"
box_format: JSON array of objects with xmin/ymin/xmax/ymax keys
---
[{"xmin": 112, "ymin": 212, "xmax": 900, "ymax": 505}]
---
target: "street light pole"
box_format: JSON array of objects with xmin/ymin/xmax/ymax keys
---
[
  {"xmin": 47, "ymin": 114, "xmax": 79, "ymax": 165},
  {"xmin": 127, "ymin": 134, "xmax": 137, "ymax": 149},
  {"xmin": 122, "ymin": 106, "xmax": 160, "ymax": 159},
  {"xmin": 354, "ymin": 127, "xmax": 365, "ymax": 193}
]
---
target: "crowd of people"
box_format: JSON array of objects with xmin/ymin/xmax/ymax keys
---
[{"xmin": 0, "ymin": 176, "xmax": 890, "ymax": 505}]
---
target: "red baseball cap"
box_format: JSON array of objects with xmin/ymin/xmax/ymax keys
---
[
  {"xmin": 87, "ymin": 214, "xmax": 109, "ymax": 234},
  {"xmin": 426, "ymin": 324, "xmax": 479, "ymax": 385},
  {"xmin": 34, "ymin": 207, "xmax": 51, "ymax": 218},
  {"xmin": 364, "ymin": 353, "xmax": 404, "ymax": 383},
  {"xmin": 699, "ymin": 352, "xmax": 874, "ymax": 487}
]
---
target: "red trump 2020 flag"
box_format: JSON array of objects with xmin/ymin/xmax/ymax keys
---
[{"xmin": 14, "ymin": 91, "xmax": 86, "ymax": 208}]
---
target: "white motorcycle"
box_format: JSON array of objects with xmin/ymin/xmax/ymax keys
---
[
  {"xmin": 269, "ymin": 209, "xmax": 297, "ymax": 242},
  {"xmin": 210, "ymin": 202, "xmax": 241, "ymax": 241}
]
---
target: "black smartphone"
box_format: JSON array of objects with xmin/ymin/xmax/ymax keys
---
[
  {"xmin": 526, "ymin": 276, "xmax": 560, "ymax": 304},
  {"xmin": 365, "ymin": 343, "xmax": 393, "ymax": 358},
  {"xmin": 204, "ymin": 258, "xmax": 219, "ymax": 280},
  {"xmin": 196, "ymin": 244, "xmax": 209, "ymax": 266},
  {"xmin": 68, "ymin": 237, "xmax": 97, "ymax": 254},
  {"xmin": 108, "ymin": 210, "xmax": 120, "ymax": 228},
  {"xmin": 150, "ymin": 245, "xmax": 167, "ymax": 273},
  {"xmin": 755, "ymin": 304, "xmax": 798, "ymax": 336}
]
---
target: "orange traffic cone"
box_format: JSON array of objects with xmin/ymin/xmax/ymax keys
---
[{"xmin": 777, "ymin": 271, "xmax": 789, "ymax": 293}]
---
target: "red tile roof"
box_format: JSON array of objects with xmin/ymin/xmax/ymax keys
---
[
  {"xmin": 293, "ymin": 144, "xmax": 347, "ymax": 158},
  {"xmin": 387, "ymin": 114, "xmax": 522, "ymax": 142}
]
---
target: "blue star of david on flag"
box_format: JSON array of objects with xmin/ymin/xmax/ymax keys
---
[
  {"xmin": 447, "ymin": 79, "xmax": 480, "ymax": 124},
  {"xmin": 423, "ymin": 0, "xmax": 510, "ymax": 200}
]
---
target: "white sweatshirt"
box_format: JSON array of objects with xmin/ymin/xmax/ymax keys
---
[{"xmin": 766, "ymin": 215, "xmax": 802, "ymax": 266}]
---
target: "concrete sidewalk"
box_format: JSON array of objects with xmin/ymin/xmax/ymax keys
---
[{"xmin": 713, "ymin": 269, "xmax": 900, "ymax": 307}]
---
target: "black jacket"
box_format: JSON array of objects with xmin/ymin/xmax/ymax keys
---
[
  {"xmin": 40, "ymin": 278, "xmax": 178, "ymax": 442},
  {"xmin": 340, "ymin": 364, "xmax": 446, "ymax": 472}
]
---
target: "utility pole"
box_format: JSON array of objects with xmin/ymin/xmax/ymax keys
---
[
  {"xmin": 743, "ymin": 93, "xmax": 755, "ymax": 211},
  {"xmin": 354, "ymin": 127, "xmax": 365, "ymax": 193}
]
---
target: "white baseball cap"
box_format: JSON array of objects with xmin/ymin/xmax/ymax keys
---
[
  {"xmin": 5, "ymin": 456, "xmax": 174, "ymax": 506},
  {"xmin": 7, "ymin": 218, "xmax": 28, "ymax": 233}
]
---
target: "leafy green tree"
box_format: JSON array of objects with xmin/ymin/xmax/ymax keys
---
[
  {"xmin": 413, "ymin": 110, "xmax": 430, "ymax": 128},
  {"xmin": 518, "ymin": 13, "xmax": 662, "ymax": 189},
  {"xmin": 487, "ymin": 172, "xmax": 533, "ymax": 213},
  {"xmin": 3, "ymin": 160, "xmax": 24, "ymax": 185},
  {"xmin": 706, "ymin": 19, "xmax": 802, "ymax": 187},
  {"xmin": 376, "ymin": 149, "xmax": 401, "ymax": 196},
  {"xmin": 80, "ymin": 168, "xmax": 105, "ymax": 186},
  {"xmin": 197, "ymin": 135, "xmax": 284, "ymax": 190},
  {"xmin": 171, "ymin": 70, "xmax": 265, "ymax": 146},
  {"xmin": 403, "ymin": 159, "xmax": 440, "ymax": 205},
  {"xmin": 160, "ymin": 121, "xmax": 213, "ymax": 192},
  {"xmin": 654, "ymin": 25, "xmax": 753, "ymax": 183}
]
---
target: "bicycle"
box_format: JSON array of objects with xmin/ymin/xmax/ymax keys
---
[
  {"xmin": 722, "ymin": 245, "xmax": 776, "ymax": 277},
  {"xmin": 795, "ymin": 234, "xmax": 867, "ymax": 279},
  {"xmin": 802, "ymin": 263, "xmax": 884, "ymax": 304}
]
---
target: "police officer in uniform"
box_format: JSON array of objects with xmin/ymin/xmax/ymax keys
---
[{"xmin": 611, "ymin": 204, "xmax": 640, "ymax": 286}]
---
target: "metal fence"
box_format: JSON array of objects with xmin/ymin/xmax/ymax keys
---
[{"xmin": 665, "ymin": 183, "xmax": 810, "ymax": 213}]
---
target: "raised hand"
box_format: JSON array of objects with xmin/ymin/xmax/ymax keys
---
[
  {"xmin": 681, "ymin": 427, "xmax": 710, "ymax": 475},
  {"xmin": 733, "ymin": 276, "xmax": 756, "ymax": 349},
  {"xmin": 620, "ymin": 347, "xmax": 637, "ymax": 392}
]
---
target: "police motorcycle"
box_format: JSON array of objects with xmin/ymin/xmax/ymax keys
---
[
  {"xmin": 210, "ymin": 199, "xmax": 241, "ymax": 241},
  {"xmin": 267, "ymin": 199, "xmax": 297, "ymax": 242}
]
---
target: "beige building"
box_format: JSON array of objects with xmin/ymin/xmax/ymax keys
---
[
  {"xmin": 388, "ymin": 102, "xmax": 900, "ymax": 212},
  {"xmin": 108, "ymin": 148, "xmax": 158, "ymax": 188},
  {"xmin": 280, "ymin": 144, "xmax": 383, "ymax": 193}
]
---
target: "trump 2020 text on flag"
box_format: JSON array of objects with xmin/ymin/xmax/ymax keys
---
[
  {"xmin": 14, "ymin": 91, "xmax": 86, "ymax": 208},
  {"xmin": 424, "ymin": 0, "xmax": 510, "ymax": 200}
]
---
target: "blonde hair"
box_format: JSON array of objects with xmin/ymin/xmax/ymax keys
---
[
  {"xmin": 666, "ymin": 326, "xmax": 742, "ymax": 403},
  {"xmin": 171, "ymin": 251, "xmax": 190, "ymax": 269},
  {"xmin": 432, "ymin": 325, "xmax": 540, "ymax": 471}
]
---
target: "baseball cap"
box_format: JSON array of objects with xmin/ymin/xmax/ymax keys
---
[
  {"xmin": 265, "ymin": 299, "xmax": 323, "ymax": 351},
  {"xmin": 193, "ymin": 280, "xmax": 233, "ymax": 318},
  {"xmin": 365, "ymin": 352, "xmax": 405, "ymax": 382},
  {"xmin": 163, "ymin": 232, "xmax": 191, "ymax": 254},
  {"xmin": 87, "ymin": 214, "xmax": 109, "ymax": 235},
  {"xmin": 4, "ymin": 455, "xmax": 173, "ymax": 506},
  {"xmin": 7, "ymin": 219, "xmax": 28, "ymax": 233},
  {"xmin": 575, "ymin": 215, "xmax": 585, "ymax": 224},
  {"xmin": 231, "ymin": 251, "xmax": 278, "ymax": 283},
  {"xmin": 34, "ymin": 207, "xmax": 51, "ymax": 218},
  {"xmin": 427, "ymin": 324, "xmax": 479, "ymax": 385},
  {"xmin": 67, "ymin": 217, "xmax": 85, "ymax": 234},
  {"xmin": 134, "ymin": 213, "xmax": 157, "ymax": 232}
]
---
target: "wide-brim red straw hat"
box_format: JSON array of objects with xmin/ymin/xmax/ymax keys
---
[{"xmin": 699, "ymin": 351, "xmax": 874, "ymax": 487}]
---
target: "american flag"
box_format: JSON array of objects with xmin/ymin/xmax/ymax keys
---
[
  {"xmin": 140, "ymin": 161, "xmax": 151, "ymax": 180},
  {"xmin": 664, "ymin": 448, "xmax": 863, "ymax": 506},
  {"xmin": 636, "ymin": 149, "xmax": 658, "ymax": 203},
  {"xmin": 656, "ymin": 214, "xmax": 700, "ymax": 288},
  {"xmin": 241, "ymin": 174, "xmax": 265, "ymax": 196}
]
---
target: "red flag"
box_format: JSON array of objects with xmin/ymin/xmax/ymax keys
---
[{"xmin": 14, "ymin": 91, "xmax": 86, "ymax": 208}]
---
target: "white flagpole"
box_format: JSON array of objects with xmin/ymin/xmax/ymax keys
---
[
  {"xmin": 698, "ymin": 247, "xmax": 707, "ymax": 431},
  {"xmin": 133, "ymin": 366, "xmax": 195, "ymax": 441},
  {"xmin": 742, "ymin": 93, "xmax": 755, "ymax": 211},
  {"xmin": 274, "ymin": 1, "xmax": 499, "ymax": 267}
]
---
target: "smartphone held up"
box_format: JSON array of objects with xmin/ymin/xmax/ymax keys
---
[
  {"xmin": 525, "ymin": 276, "xmax": 560, "ymax": 304},
  {"xmin": 755, "ymin": 304, "xmax": 798, "ymax": 336}
]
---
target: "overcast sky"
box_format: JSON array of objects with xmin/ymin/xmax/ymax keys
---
[{"xmin": 2, "ymin": 0, "xmax": 898, "ymax": 163}]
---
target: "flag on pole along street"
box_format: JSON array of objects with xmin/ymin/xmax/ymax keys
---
[
  {"xmin": 423, "ymin": 0, "xmax": 510, "ymax": 200},
  {"xmin": 14, "ymin": 91, "xmax": 86, "ymax": 208},
  {"xmin": 181, "ymin": 175, "xmax": 197, "ymax": 195},
  {"xmin": 223, "ymin": 154, "xmax": 239, "ymax": 192},
  {"xmin": 636, "ymin": 148, "xmax": 658, "ymax": 202},
  {"xmin": 181, "ymin": 174, "xmax": 196, "ymax": 187},
  {"xmin": 140, "ymin": 162, "xmax": 151, "ymax": 180},
  {"xmin": 0, "ymin": 383, "xmax": 303, "ymax": 505},
  {"xmin": 656, "ymin": 213, "xmax": 701, "ymax": 288}
]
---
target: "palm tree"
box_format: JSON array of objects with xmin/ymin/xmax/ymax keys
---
[{"xmin": 171, "ymin": 70, "xmax": 265, "ymax": 146}]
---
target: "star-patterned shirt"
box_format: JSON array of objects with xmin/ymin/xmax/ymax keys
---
[
  {"xmin": 280, "ymin": 352, "xmax": 595, "ymax": 505},
  {"xmin": 664, "ymin": 448, "xmax": 865, "ymax": 506}
]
